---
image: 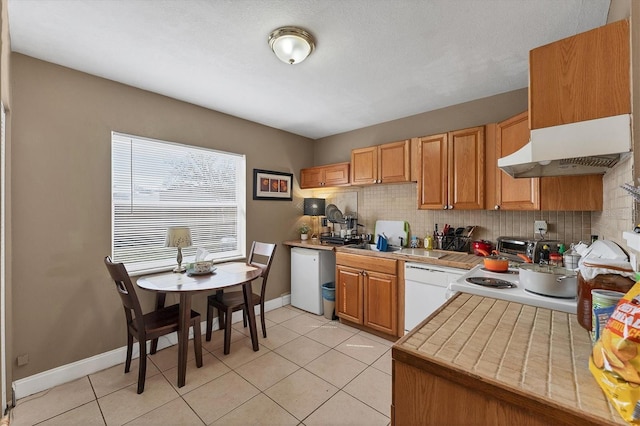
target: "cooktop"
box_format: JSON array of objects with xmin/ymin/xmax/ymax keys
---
[{"xmin": 449, "ymin": 265, "xmax": 577, "ymax": 314}]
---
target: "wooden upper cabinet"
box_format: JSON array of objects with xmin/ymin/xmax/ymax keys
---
[
  {"xmin": 529, "ymin": 19, "xmax": 630, "ymax": 130},
  {"xmin": 351, "ymin": 146, "xmax": 378, "ymax": 185},
  {"xmin": 449, "ymin": 127, "xmax": 485, "ymax": 210},
  {"xmin": 418, "ymin": 127, "xmax": 484, "ymax": 210},
  {"xmin": 417, "ymin": 133, "xmax": 448, "ymax": 209},
  {"xmin": 490, "ymin": 111, "xmax": 603, "ymax": 211},
  {"xmin": 300, "ymin": 162, "xmax": 350, "ymax": 189},
  {"xmin": 351, "ymin": 140, "xmax": 410, "ymax": 185},
  {"xmin": 379, "ymin": 140, "xmax": 410, "ymax": 183},
  {"xmin": 540, "ymin": 175, "xmax": 603, "ymax": 211},
  {"xmin": 495, "ymin": 111, "xmax": 540, "ymax": 210}
]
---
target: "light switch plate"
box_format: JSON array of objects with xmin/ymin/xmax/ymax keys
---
[{"xmin": 534, "ymin": 220, "xmax": 547, "ymax": 234}]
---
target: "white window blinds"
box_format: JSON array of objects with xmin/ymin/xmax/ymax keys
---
[{"xmin": 111, "ymin": 132, "xmax": 246, "ymax": 273}]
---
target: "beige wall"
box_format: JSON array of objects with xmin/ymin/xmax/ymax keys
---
[
  {"xmin": 314, "ymin": 89, "xmax": 528, "ymax": 165},
  {"xmin": 9, "ymin": 53, "xmax": 313, "ymax": 379}
]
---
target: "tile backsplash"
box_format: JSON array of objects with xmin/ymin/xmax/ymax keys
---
[
  {"xmin": 319, "ymin": 184, "xmax": 593, "ymax": 249},
  {"xmin": 591, "ymin": 155, "xmax": 634, "ymax": 249}
]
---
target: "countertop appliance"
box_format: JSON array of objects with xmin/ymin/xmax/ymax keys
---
[
  {"xmin": 448, "ymin": 265, "xmax": 577, "ymax": 314},
  {"xmin": 404, "ymin": 262, "xmax": 465, "ymax": 333},
  {"xmin": 496, "ymin": 236, "xmax": 560, "ymax": 263},
  {"xmin": 498, "ymin": 114, "xmax": 632, "ymax": 178},
  {"xmin": 291, "ymin": 247, "xmax": 336, "ymax": 315},
  {"xmin": 320, "ymin": 235, "xmax": 361, "ymax": 245}
]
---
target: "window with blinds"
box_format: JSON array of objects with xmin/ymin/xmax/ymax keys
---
[{"xmin": 111, "ymin": 132, "xmax": 246, "ymax": 274}]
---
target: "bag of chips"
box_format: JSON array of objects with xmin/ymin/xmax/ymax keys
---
[{"xmin": 590, "ymin": 280, "xmax": 640, "ymax": 423}]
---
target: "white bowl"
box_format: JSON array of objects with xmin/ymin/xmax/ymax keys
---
[{"xmin": 192, "ymin": 261, "xmax": 214, "ymax": 274}]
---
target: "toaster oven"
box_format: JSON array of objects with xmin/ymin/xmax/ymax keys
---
[{"xmin": 496, "ymin": 236, "xmax": 560, "ymax": 263}]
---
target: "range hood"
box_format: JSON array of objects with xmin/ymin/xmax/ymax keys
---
[{"xmin": 497, "ymin": 114, "xmax": 632, "ymax": 178}]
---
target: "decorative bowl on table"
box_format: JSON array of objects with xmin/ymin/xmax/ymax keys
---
[{"xmin": 187, "ymin": 261, "xmax": 216, "ymax": 275}]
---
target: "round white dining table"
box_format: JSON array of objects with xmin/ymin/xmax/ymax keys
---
[{"xmin": 136, "ymin": 262, "xmax": 262, "ymax": 388}]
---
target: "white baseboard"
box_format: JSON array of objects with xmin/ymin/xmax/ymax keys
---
[{"xmin": 12, "ymin": 295, "xmax": 288, "ymax": 399}]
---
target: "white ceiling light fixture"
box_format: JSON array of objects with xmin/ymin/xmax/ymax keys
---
[{"xmin": 268, "ymin": 26, "xmax": 315, "ymax": 65}]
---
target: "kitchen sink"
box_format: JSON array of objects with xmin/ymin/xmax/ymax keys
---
[
  {"xmin": 398, "ymin": 248, "xmax": 446, "ymax": 259},
  {"xmin": 349, "ymin": 243, "xmax": 402, "ymax": 252}
]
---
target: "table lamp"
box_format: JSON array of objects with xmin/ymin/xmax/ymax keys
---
[
  {"xmin": 165, "ymin": 226, "xmax": 192, "ymax": 272},
  {"xmin": 303, "ymin": 198, "xmax": 325, "ymax": 240}
]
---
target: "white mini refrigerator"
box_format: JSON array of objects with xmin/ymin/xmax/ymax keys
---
[{"xmin": 291, "ymin": 247, "xmax": 336, "ymax": 315}]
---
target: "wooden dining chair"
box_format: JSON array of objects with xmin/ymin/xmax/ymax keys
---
[
  {"xmin": 104, "ymin": 256, "xmax": 203, "ymax": 394},
  {"xmin": 205, "ymin": 242, "xmax": 277, "ymax": 353}
]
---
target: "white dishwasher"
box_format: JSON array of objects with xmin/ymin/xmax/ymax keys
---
[
  {"xmin": 291, "ymin": 247, "xmax": 336, "ymax": 315},
  {"xmin": 404, "ymin": 262, "xmax": 464, "ymax": 333}
]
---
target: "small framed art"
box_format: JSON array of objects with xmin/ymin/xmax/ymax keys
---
[{"xmin": 253, "ymin": 169, "xmax": 293, "ymax": 201}]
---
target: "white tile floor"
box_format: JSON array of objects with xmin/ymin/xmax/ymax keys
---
[{"xmin": 8, "ymin": 305, "xmax": 394, "ymax": 425}]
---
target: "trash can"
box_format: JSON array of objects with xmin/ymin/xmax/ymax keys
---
[{"xmin": 321, "ymin": 282, "xmax": 335, "ymax": 320}]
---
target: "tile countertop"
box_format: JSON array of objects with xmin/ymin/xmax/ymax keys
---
[
  {"xmin": 283, "ymin": 240, "xmax": 484, "ymax": 270},
  {"xmin": 393, "ymin": 293, "xmax": 624, "ymax": 425}
]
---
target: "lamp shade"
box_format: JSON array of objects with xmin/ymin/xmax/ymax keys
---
[
  {"xmin": 165, "ymin": 227, "xmax": 192, "ymax": 248},
  {"xmin": 269, "ymin": 26, "xmax": 315, "ymax": 64},
  {"xmin": 303, "ymin": 198, "xmax": 325, "ymax": 216}
]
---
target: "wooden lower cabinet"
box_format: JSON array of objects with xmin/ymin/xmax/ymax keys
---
[
  {"xmin": 393, "ymin": 359, "xmax": 560, "ymax": 426},
  {"xmin": 364, "ymin": 270, "xmax": 397, "ymax": 334},
  {"xmin": 336, "ymin": 253, "xmax": 398, "ymax": 336},
  {"xmin": 335, "ymin": 265, "xmax": 364, "ymax": 324}
]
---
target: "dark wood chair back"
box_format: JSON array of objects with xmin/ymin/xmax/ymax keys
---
[
  {"xmin": 104, "ymin": 256, "xmax": 146, "ymax": 340},
  {"xmin": 205, "ymin": 241, "xmax": 277, "ymax": 353},
  {"xmin": 104, "ymin": 256, "xmax": 202, "ymax": 393},
  {"xmin": 248, "ymin": 241, "xmax": 277, "ymax": 301}
]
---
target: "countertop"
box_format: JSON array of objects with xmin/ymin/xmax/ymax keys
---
[
  {"xmin": 283, "ymin": 239, "xmax": 338, "ymax": 251},
  {"xmin": 283, "ymin": 239, "xmax": 484, "ymax": 270},
  {"xmin": 393, "ymin": 293, "xmax": 624, "ymax": 425}
]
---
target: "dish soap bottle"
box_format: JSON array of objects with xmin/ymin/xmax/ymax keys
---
[{"xmin": 424, "ymin": 235, "xmax": 434, "ymax": 250}]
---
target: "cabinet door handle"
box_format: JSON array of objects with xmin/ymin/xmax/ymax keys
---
[{"xmin": 494, "ymin": 204, "xmax": 500, "ymax": 210}]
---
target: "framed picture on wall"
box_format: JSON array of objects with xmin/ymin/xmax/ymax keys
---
[{"xmin": 253, "ymin": 169, "xmax": 293, "ymax": 201}]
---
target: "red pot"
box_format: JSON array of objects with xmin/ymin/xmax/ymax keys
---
[{"xmin": 472, "ymin": 240, "xmax": 493, "ymax": 256}]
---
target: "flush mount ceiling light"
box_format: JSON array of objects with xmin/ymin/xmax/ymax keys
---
[{"xmin": 268, "ymin": 26, "xmax": 315, "ymax": 65}]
